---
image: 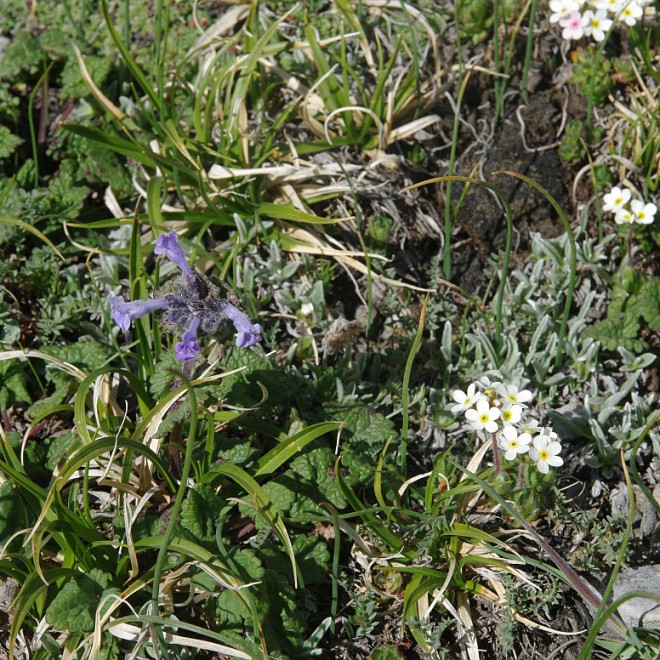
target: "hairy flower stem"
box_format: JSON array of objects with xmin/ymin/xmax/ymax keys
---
[
  {"xmin": 168, "ymin": 361, "xmax": 196, "ymax": 478},
  {"xmin": 491, "ymin": 433, "xmax": 501, "ymax": 476},
  {"xmin": 518, "ymin": 462, "xmax": 525, "ymax": 490}
]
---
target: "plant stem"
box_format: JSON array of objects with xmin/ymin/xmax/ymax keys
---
[{"xmin": 491, "ymin": 433, "xmax": 501, "ymax": 476}]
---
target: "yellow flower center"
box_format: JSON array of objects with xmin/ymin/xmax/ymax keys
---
[
  {"xmin": 539, "ymin": 449, "xmax": 549, "ymax": 460},
  {"xmin": 479, "ymin": 414, "xmax": 489, "ymax": 423}
]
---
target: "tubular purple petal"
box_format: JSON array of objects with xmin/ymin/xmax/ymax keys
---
[
  {"xmin": 110, "ymin": 296, "xmax": 169, "ymax": 332},
  {"xmin": 223, "ymin": 303, "xmax": 262, "ymax": 348},
  {"xmin": 154, "ymin": 232, "xmax": 193, "ymax": 276},
  {"xmin": 175, "ymin": 317, "xmax": 201, "ymax": 361}
]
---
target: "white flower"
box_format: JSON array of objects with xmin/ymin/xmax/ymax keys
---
[
  {"xmin": 630, "ymin": 200, "xmax": 657, "ymax": 225},
  {"xmin": 542, "ymin": 427, "xmax": 560, "ymax": 441},
  {"xmin": 593, "ymin": 0, "xmax": 622, "ymax": 12},
  {"xmin": 519, "ymin": 418, "xmax": 541, "ymax": 436},
  {"xmin": 465, "ymin": 398, "xmax": 501, "ymax": 433},
  {"xmin": 582, "ymin": 9, "xmax": 613, "ymax": 42},
  {"xmin": 496, "ymin": 383, "xmax": 533, "ymax": 407},
  {"xmin": 615, "ymin": 208, "xmax": 636, "ymax": 224},
  {"xmin": 451, "ymin": 383, "xmax": 483, "ymax": 413},
  {"xmin": 560, "ymin": 11, "xmax": 585, "ymax": 39},
  {"xmin": 498, "ymin": 427, "xmax": 532, "ymax": 461},
  {"xmin": 619, "ymin": 0, "xmax": 643, "ymax": 25},
  {"xmin": 603, "ymin": 186, "xmax": 631, "ymax": 213},
  {"xmin": 603, "ymin": 186, "xmax": 632, "ymax": 212},
  {"xmin": 501, "ymin": 404, "xmax": 523, "ymax": 425},
  {"xmin": 529, "ymin": 435, "xmax": 564, "ymax": 474},
  {"xmin": 550, "ymin": 0, "xmax": 580, "ymax": 22}
]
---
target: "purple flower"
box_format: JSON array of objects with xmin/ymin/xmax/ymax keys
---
[
  {"xmin": 224, "ymin": 303, "xmax": 263, "ymax": 348},
  {"xmin": 110, "ymin": 296, "xmax": 169, "ymax": 332},
  {"xmin": 174, "ymin": 317, "xmax": 201, "ymax": 361},
  {"xmin": 154, "ymin": 232, "xmax": 193, "ymax": 276},
  {"xmin": 110, "ymin": 231, "xmax": 263, "ymax": 362}
]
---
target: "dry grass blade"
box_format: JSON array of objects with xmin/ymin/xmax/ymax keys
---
[{"xmin": 106, "ymin": 622, "xmax": 252, "ymax": 658}]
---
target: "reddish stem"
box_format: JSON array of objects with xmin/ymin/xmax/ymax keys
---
[{"xmin": 491, "ymin": 433, "xmax": 501, "ymax": 476}]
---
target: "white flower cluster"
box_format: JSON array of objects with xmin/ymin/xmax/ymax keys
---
[
  {"xmin": 452, "ymin": 379, "xmax": 564, "ymax": 474},
  {"xmin": 603, "ymin": 186, "xmax": 657, "ymax": 225},
  {"xmin": 550, "ymin": 0, "xmax": 647, "ymax": 42}
]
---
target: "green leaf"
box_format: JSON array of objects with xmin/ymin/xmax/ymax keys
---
[
  {"xmin": 216, "ymin": 589, "xmax": 252, "ymax": 626},
  {"xmin": 205, "ymin": 463, "xmax": 299, "ymax": 587},
  {"xmin": 261, "ymin": 534, "xmax": 329, "ymax": 586},
  {"xmin": 326, "ymin": 405, "xmax": 397, "ymax": 483},
  {"xmin": 636, "ymin": 277, "xmax": 660, "ymax": 331},
  {"xmin": 181, "ymin": 484, "xmax": 224, "ymax": 543},
  {"xmin": 0, "ymin": 126, "xmax": 23, "ymax": 159},
  {"xmin": 257, "ymin": 201, "xmax": 343, "ymax": 224},
  {"xmin": 238, "ymin": 480, "xmax": 296, "ymax": 530},
  {"xmin": 0, "ymin": 215, "xmax": 64, "ymax": 261},
  {"xmin": 0, "ymin": 481, "xmax": 32, "ymax": 547},
  {"xmin": 253, "ymin": 421, "xmax": 341, "ymax": 478},
  {"xmin": 45, "ymin": 569, "xmax": 112, "ymax": 633},
  {"xmin": 289, "ymin": 447, "xmax": 347, "ymax": 514},
  {"xmin": 0, "ymin": 360, "xmax": 31, "ymax": 409},
  {"xmin": 46, "ymin": 430, "xmax": 81, "ymax": 471}
]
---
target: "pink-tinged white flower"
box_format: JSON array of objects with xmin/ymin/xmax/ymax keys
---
[
  {"xmin": 501, "ymin": 404, "xmax": 523, "ymax": 425},
  {"xmin": 529, "ymin": 435, "xmax": 564, "ymax": 474},
  {"xmin": 630, "ymin": 200, "xmax": 657, "ymax": 225},
  {"xmin": 465, "ymin": 399, "xmax": 501, "ymax": 433},
  {"xmin": 615, "ymin": 208, "xmax": 636, "ymax": 225},
  {"xmin": 603, "ymin": 186, "xmax": 632, "ymax": 213},
  {"xmin": 497, "ymin": 427, "xmax": 532, "ymax": 461},
  {"xmin": 619, "ymin": 0, "xmax": 643, "ymax": 25},
  {"xmin": 582, "ymin": 9, "xmax": 613, "ymax": 41},
  {"xmin": 496, "ymin": 383, "xmax": 533, "ymax": 407},
  {"xmin": 560, "ymin": 11, "xmax": 585, "ymax": 39},
  {"xmin": 549, "ymin": 0, "xmax": 580, "ymax": 22},
  {"xmin": 451, "ymin": 383, "xmax": 484, "ymax": 413}
]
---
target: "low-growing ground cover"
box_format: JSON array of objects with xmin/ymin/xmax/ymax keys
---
[{"xmin": 0, "ymin": 0, "xmax": 659, "ymax": 657}]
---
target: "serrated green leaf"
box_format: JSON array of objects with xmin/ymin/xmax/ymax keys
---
[
  {"xmin": 636, "ymin": 277, "xmax": 660, "ymax": 331},
  {"xmin": 45, "ymin": 569, "xmax": 111, "ymax": 633},
  {"xmin": 216, "ymin": 589, "xmax": 252, "ymax": 626},
  {"xmin": 181, "ymin": 484, "xmax": 224, "ymax": 543},
  {"xmin": 586, "ymin": 314, "xmax": 644, "ymax": 352},
  {"xmin": 262, "ymin": 481, "xmax": 296, "ymax": 513},
  {"xmin": 46, "ymin": 430, "xmax": 81, "ymax": 471},
  {"xmin": 227, "ymin": 547, "xmax": 265, "ymax": 583},
  {"xmin": 289, "ymin": 447, "xmax": 347, "ymax": 511},
  {"xmin": 238, "ymin": 480, "xmax": 296, "ymax": 531},
  {"xmin": 0, "ymin": 126, "xmax": 22, "ymax": 159},
  {"xmin": 262, "ymin": 534, "xmax": 330, "ymax": 585}
]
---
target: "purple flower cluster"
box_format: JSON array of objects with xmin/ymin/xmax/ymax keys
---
[{"xmin": 110, "ymin": 232, "xmax": 262, "ymax": 361}]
